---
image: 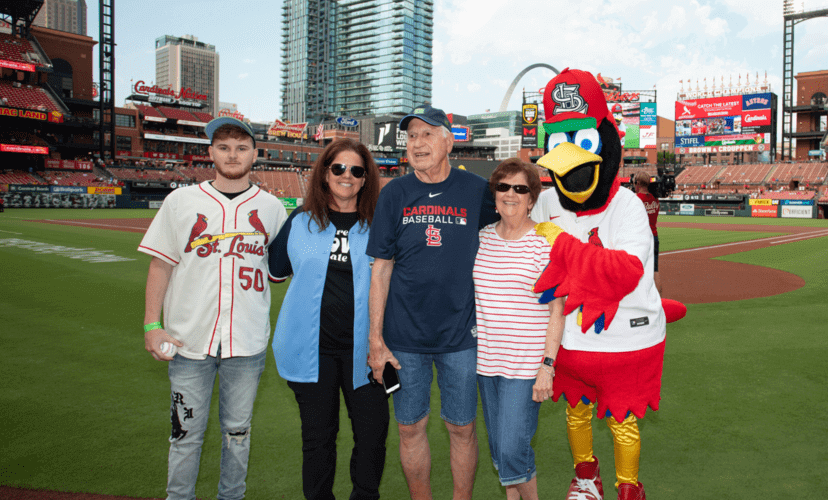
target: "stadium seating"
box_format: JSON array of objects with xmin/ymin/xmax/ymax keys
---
[
  {"xmin": 107, "ymin": 167, "xmax": 186, "ymax": 182},
  {"xmin": 134, "ymin": 105, "xmax": 166, "ymax": 121},
  {"xmin": 0, "ymin": 170, "xmax": 42, "ymax": 185},
  {"xmin": 157, "ymin": 106, "xmax": 199, "ymax": 122},
  {"xmin": 249, "ymin": 170, "xmax": 305, "ymax": 198},
  {"xmin": 191, "ymin": 111, "xmax": 214, "ymax": 123},
  {"xmin": 0, "ymin": 33, "xmax": 48, "ymax": 68},
  {"xmin": 178, "ymin": 167, "xmax": 216, "ymax": 183},
  {"xmin": 618, "ymin": 164, "xmax": 658, "ymax": 180},
  {"xmin": 675, "ymin": 165, "xmax": 723, "ymax": 187},
  {"xmin": 759, "ymin": 190, "xmax": 817, "ymax": 200},
  {"xmin": 767, "ymin": 163, "xmax": 828, "ymax": 185},
  {"xmin": 0, "ymin": 80, "xmax": 61, "ymax": 111},
  {"xmin": 40, "ymin": 171, "xmax": 111, "ymax": 187},
  {"xmin": 717, "ymin": 163, "xmax": 773, "ymax": 185}
]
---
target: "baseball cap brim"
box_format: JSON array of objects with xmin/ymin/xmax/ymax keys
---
[
  {"xmin": 205, "ymin": 116, "xmax": 255, "ymax": 142},
  {"xmin": 399, "ymin": 114, "xmax": 449, "ymax": 131}
]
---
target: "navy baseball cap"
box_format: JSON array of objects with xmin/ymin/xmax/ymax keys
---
[
  {"xmin": 399, "ymin": 104, "xmax": 452, "ymax": 131},
  {"xmin": 205, "ymin": 116, "xmax": 256, "ymax": 143}
]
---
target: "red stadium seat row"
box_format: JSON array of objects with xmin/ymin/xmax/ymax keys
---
[
  {"xmin": 0, "ymin": 80, "xmax": 61, "ymax": 112},
  {"xmin": 676, "ymin": 163, "xmax": 828, "ymax": 187},
  {"xmin": 191, "ymin": 111, "xmax": 214, "ymax": 123},
  {"xmin": 107, "ymin": 167, "xmax": 186, "ymax": 182},
  {"xmin": 39, "ymin": 171, "xmax": 112, "ymax": 187},
  {"xmin": 0, "ymin": 33, "xmax": 48, "ymax": 67},
  {"xmin": 134, "ymin": 105, "xmax": 166, "ymax": 120},
  {"xmin": 157, "ymin": 106, "xmax": 200, "ymax": 122},
  {"xmin": 0, "ymin": 170, "xmax": 43, "ymax": 185}
]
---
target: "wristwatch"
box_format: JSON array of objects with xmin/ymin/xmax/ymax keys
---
[{"xmin": 542, "ymin": 356, "xmax": 555, "ymax": 367}]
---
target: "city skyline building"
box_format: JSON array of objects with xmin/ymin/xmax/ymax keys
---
[
  {"xmin": 155, "ymin": 34, "xmax": 220, "ymax": 115},
  {"xmin": 33, "ymin": 0, "xmax": 87, "ymax": 36},
  {"xmin": 281, "ymin": 0, "xmax": 433, "ymax": 124}
]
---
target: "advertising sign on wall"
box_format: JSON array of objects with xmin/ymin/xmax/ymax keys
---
[
  {"xmin": 267, "ymin": 120, "xmax": 308, "ymax": 139},
  {"xmin": 675, "ymin": 93, "xmax": 774, "ymax": 154},
  {"xmin": 0, "ymin": 59, "xmax": 35, "ymax": 72},
  {"xmin": 751, "ymin": 205, "xmax": 778, "ymax": 217},
  {"xmin": 781, "ymin": 205, "xmax": 813, "ymax": 218},
  {"xmin": 1, "ymin": 144, "xmax": 48, "ymax": 154},
  {"xmin": 45, "ymin": 159, "xmax": 94, "ymax": 171},
  {"xmin": 452, "ymin": 126, "xmax": 470, "ymax": 142},
  {"xmin": 371, "ymin": 121, "xmax": 406, "ymax": 152},
  {"xmin": 521, "ymin": 104, "xmax": 539, "ymax": 149}
]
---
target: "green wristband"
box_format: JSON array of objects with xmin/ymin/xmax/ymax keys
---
[{"xmin": 144, "ymin": 321, "xmax": 163, "ymax": 333}]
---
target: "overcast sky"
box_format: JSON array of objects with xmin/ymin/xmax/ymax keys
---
[{"xmin": 89, "ymin": 0, "xmax": 828, "ymax": 124}]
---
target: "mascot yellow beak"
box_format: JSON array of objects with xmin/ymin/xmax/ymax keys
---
[{"xmin": 537, "ymin": 142, "xmax": 602, "ymax": 204}]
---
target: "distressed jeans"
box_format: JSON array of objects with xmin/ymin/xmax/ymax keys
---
[{"xmin": 166, "ymin": 348, "xmax": 266, "ymax": 500}]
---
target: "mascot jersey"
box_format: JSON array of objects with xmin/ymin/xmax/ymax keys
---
[{"xmin": 531, "ymin": 186, "xmax": 664, "ymax": 353}]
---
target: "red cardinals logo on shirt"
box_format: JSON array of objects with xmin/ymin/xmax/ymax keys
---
[
  {"xmin": 248, "ymin": 210, "xmax": 268, "ymax": 245},
  {"xmin": 184, "ymin": 212, "xmax": 269, "ymax": 258},
  {"xmin": 184, "ymin": 214, "xmax": 208, "ymax": 253},
  {"xmin": 588, "ymin": 227, "xmax": 604, "ymax": 248},
  {"xmin": 426, "ymin": 225, "xmax": 442, "ymax": 247}
]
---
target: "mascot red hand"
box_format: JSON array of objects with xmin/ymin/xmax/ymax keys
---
[{"xmin": 534, "ymin": 222, "xmax": 643, "ymax": 332}]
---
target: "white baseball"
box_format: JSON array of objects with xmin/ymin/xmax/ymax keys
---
[{"xmin": 160, "ymin": 342, "xmax": 178, "ymax": 357}]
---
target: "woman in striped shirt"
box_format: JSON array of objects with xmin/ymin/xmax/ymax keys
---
[{"xmin": 473, "ymin": 158, "xmax": 565, "ymax": 500}]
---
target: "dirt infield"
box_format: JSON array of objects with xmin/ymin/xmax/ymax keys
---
[
  {"xmin": 0, "ymin": 486, "xmax": 161, "ymax": 500},
  {"xmin": 32, "ymin": 218, "xmax": 825, "ymax": 306},
  {"xmin": 658, "ymin": 222, "xmax": 823, "ymax": 304}
]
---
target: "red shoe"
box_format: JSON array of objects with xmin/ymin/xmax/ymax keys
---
[
  {"xmin": 617, "ymin": 481, "xmax": 646, "ymax": 500},
  {"xmin": 566, "ymin": 456, "xmax": 603, "ymax": 500}
]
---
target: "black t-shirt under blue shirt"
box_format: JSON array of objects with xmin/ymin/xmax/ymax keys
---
[
  {"xmin": 367, "ymin": 167, "xmax": 499, "ymax": 353},
  {"xmin": 319, "ymin": 210, "xmax": 359, "ymax": 354}
]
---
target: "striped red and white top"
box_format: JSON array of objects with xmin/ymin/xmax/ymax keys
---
[{"xmin": 473, "ymin": 223, "xmax": 551, "ymax": 379}]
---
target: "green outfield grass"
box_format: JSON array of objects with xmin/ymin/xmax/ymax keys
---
[{"xmin": 1, "ymin": 209, "xmax": 827, "ymax": 499}]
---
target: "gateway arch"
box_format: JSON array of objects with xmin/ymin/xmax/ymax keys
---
[{"xmin": 498, "ymin": 63, "xmax": 560, "ymax": 112}]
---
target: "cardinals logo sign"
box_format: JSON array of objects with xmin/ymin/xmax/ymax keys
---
[{"xmin": 184, "ymin": 211, "xmax": 269, "ymax": 258}]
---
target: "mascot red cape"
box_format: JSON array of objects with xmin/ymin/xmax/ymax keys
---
[{"xmin": 529, "ymin": 68, "xmax": 686, "ymax": 500}]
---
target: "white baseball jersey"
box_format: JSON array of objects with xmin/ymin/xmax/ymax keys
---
[
  {"xmin": 530, "ymin": 186, "xmax": 665, "ymax": 353},
  {"xmin": 139, "ymin": 181, "xmax": 287, "ymax": 360}
]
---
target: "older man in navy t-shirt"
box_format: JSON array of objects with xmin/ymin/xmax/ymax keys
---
[{"xmin": 367, "ymin": 104, "xmax": 499, "ymax": 500}]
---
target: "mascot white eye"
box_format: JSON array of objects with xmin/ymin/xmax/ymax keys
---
[
  {"xmin": 572, "ymin": 128, "xmax": 602, "ymax": 154},
  {"xmin": 545, "ymin": 132, "xmax": 571, "ymax": 153}
]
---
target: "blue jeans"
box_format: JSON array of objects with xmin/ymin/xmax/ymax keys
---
[
  {"xmin": 478, "ymin": 375, "xmax": 541, "ymax": 486},
  {"xmin": 391, "ymin": 347, "xmax": 478, "ymax": 426},
  {"xmin": 166, "ymin": 348, "xmax": 266, "ymax": 500}
]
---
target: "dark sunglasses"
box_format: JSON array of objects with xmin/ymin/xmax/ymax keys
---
[
  {"xmin": 329, "ymin": 163, "xmax": 366, "ymax": 178},
  {"xmin": 495, "ymin": 182, "xmax": 531, "ymax": 195}
]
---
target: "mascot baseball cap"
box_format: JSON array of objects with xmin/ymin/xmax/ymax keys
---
[
  {"xmin": 543, "ymin": 68, "xmax": 616, "ymax": 135},
  {"xmin": 399, "ymin": 104, "xmax": 452, "ymax": 131},
  {"xmin": 206, "ymin": 117, "xmax": 256, "ymax": 143}
]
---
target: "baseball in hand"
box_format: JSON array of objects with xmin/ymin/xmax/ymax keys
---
[{"xmin": 160, "ymin": 342, "xmax": 178, "ymax": 357}]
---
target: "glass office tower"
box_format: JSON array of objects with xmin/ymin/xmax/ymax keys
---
[{"xmin": 281, "ymin": 0, "xmax": 433, "ymax": 123}]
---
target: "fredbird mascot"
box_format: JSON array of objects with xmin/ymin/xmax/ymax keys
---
[{"xmin": 529, "ymin": 68, "xmax": 685, "ymax": 500}]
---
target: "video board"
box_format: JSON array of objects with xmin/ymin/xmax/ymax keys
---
[
  {"xmin": 611, "ymin": 102, "xmax": 657, "ymax": 149},
  {"xmin": 674, "ymin": 93, "xmax": 775, "ymax": 154}
]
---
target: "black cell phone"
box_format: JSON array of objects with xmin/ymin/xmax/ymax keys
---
[{"xmin": 382, "ymin": 362, "xmax": 401, "ymax": 394}]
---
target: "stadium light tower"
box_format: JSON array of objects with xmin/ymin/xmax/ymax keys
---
[
  {"xmin": 781, "ymin": 2, "xmax": 828, "ymax": 160},
  {"xmin": 98, "ymin": 0, "xmax": 115, "ymax": 162}
]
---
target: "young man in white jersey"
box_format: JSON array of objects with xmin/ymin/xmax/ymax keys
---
[{"xmin": 139, "ymin": 117, "xmax": 286, "ymax": 500}]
